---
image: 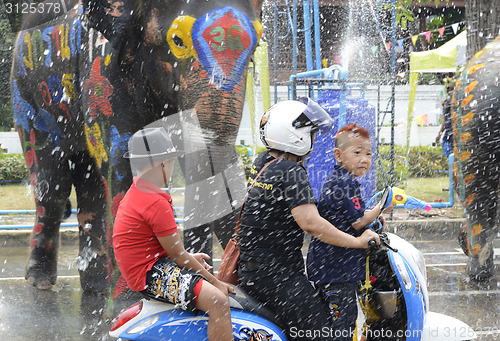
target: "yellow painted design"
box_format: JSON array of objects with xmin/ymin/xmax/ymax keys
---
[
  {"xmin": 104, "ymin": 54, "xmax": 111, "ymax": 66},
  {"xmin": 451, "ymin": 109, "xmax": 457, "ymax": 123},
  {"xmin": 62, "ymin": 74, "xmax": 77, "ymax": 101},
  {"xmin": 455, "ymin": 79, "xmax": 461, "ymax": 89},
  {"xmin": 462, "ymin": 112, "xmax": 474, "ymax": 126},
  {"xmin": 23, "ymin": 33, "xmax": 33, "ymax": 70},
  {"xmin": 471, "ymin": 224, "xmax": 483, "ymax": 237},
  {"xmin": 471, "ymin": 244, "xmax": 481, "ymax": 255},
  {"xmin": 464, "ymin": 81, "xmax": 478, "ymax": 94},
  {"xmin": 59, "ymin": 24, "xmax": 71, "ymax": 60},
  {"xmin": 253, "ymin": 19, "xmax": 263, "ymax": 44},
  {"xmin": 460, "ymin": 132, "xmax": 472, "ymax": 143},
  {"xmin": 464, "ymin": 173, "xmax": 474, "ymax": 185},
  {"xmin": 85, "ymin": 123, "xmax": 108, "ymax": 168},
  {"xmin": 468, "ymin": 64, "xmax": 484, "ymax": 75},
  {"xmin": 167, "ymin": 16, "xmax": 197, "ymax": 59},
  {"xmin": 460, "ymin": 150, "xmax": 471, "ymax": 161},
  {"xmin": 452, "ymin": 124, "xmax": 458, "ymax": 139},
  {"xmin": 464, "ymin": 193, "xmax": 475, "ymax": 207},
  {"xmin": 461, "ymin": 94, "xmax": 473, "ymax": 107}
]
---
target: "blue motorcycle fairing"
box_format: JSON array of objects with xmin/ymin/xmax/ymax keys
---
[
  {"xmin": 388, "ymin": 250, "xmax": 425, "ymax": 341},
  {"xmin": 119, "ymin": 307, "xmax": 287, "ymax": 341}
]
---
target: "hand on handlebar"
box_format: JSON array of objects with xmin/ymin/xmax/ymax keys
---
[
  {"xmin": 358, "ymin": 229, "xmax": 380, "ymax": 248},
  {"xmin": 382, "ymin": 201, "xmax": 397, "ymax": 214}
]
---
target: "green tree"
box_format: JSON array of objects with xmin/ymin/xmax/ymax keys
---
[
  {"xmin": 395, "ymin": 0, "xmax": 450, "ymax": 30},
  {"xmin": 0, "ymin": 3, "xmax": 14, "ymax": 131},
  {"xmin": 465, "ymin": 0, "xmax": 500, "ymax": 58}
]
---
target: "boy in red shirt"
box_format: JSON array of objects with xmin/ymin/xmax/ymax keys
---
[{"xmin": 113, "ymin": 127, "xmax": 234, "ymax": 341}]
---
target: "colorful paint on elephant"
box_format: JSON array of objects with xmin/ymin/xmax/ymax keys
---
[
  {"xmin": 11, "ymin": 0, "xmax": 265, "ymax": 300},
  {"xmin": 453, "ymin": 34, "xmax": 500, "ymax": 280},
  {"xmin": 192, "ymin": 7, "xmax": 261, "ymax": 90},
  {"xmin": 16, "ymin": 13, "xmax": 82, "ymax": 76}
]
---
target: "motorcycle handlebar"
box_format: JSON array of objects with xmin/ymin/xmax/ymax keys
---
[
  {"xmin": 368, "ymin": 238, "xmax": 378, "ymax": 249},
  {"xmin": 367, "ymin": 234, "xmax": 398, "ymax": 253}
]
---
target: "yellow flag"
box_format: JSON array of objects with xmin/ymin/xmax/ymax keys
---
[
  {"xmin": 415, "ymin": 115, "xmax": 424, "ymax": 127},
  {"xmin": 411, "ymin": 35, "xmax": 418, "ymax": 46}
]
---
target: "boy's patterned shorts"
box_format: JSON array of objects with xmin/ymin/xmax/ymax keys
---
[{"xmin": 143, "ymin": 258, "xmax": 204, "ymax": 312}]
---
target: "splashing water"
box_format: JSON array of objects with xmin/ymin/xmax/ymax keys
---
[{"xmin": 76, "ymin": 246, "xmax": 98, "ymax": 271}]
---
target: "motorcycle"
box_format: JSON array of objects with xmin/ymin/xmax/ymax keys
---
[
  {"xmin": 109, "ymin": 187, "xmax": 477, "ymax": 341},
  {"xmin": 360, "ymin": 187, "xmax": 476, "ymax": 341}
]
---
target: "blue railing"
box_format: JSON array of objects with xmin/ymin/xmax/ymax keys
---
[{"xmin": 0, "ymin": 207, "xmax": 184, "ymax": 229}]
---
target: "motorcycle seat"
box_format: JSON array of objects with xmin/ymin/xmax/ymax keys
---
[{"xmin": 228, "ymin": 285, "xmax": 282, "ymax": 328}]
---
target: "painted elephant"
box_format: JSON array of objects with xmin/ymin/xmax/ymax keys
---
[
  {"xmin": 453, "ymin": 35, "xmax": 500, "ymax": 281},
  {"xmin": 11, "ymin": 0, "xmax": 264, "ymax": 294}
]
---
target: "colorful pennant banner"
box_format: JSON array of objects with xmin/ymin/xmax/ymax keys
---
[
  {"xmin": 425, "ymin": 30, "xmax": 432, "ymax": 42},
  {"xmin": 369, "ymin": 21, "xmax": 465, "ymax": 57}
]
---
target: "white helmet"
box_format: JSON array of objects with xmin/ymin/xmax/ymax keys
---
[{"xmin": 260, "ymin": 97, "xmax": 333, "ymax": 156}]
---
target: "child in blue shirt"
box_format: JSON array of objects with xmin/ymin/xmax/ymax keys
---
[{"xmin": 306, "ymin": 123, "xmax": 395, "ymax": 340}]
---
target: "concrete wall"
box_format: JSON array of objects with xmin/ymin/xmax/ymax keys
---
[
  {"xmin": 237, "ymin": 84, "xmax": 444, "ymax": 149},
  {"xmin": 0, "ymin": 132, "xmax": 22, "ymax": 154}
]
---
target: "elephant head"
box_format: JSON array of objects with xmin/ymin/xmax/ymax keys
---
[
  {"xmin": 11, "ymin": 0, "xmax": 265, "ymax": 294},
  {"xmin": 94, "ymin": 0, "xmax": 267, "ymax": 258},
  {"xmin": 453, "ymin": 35, "xmax": 500, "ymax": 281}
]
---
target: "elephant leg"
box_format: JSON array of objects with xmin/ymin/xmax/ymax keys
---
[
  {"xmin": 461, "ymin": 159, "xmax": 498, "ymax": 281},
  {"xmin": 180, "ymin": 151, "xmax": 245, "ymax": 261},
  {"xmin": 183, "ymin": 209, "xmax": 237, "ymax": 262},
  {"xmin": 70, "ymin": 151, "xmax": 111, "ymax": 293},
  {"xmin": 79, "ymin": 290, "xmax": 110, "ymax": 338},
  {"xmin": 183, "ymin": 224, "xmax": 214, "ymax": 259},
  {"xmin": 26, "ymin": 161, "xmax": 72, "ymax": 289},
  {"xmin": 213, "ymin": 209, "xmax": 238, "ymax": 249}
]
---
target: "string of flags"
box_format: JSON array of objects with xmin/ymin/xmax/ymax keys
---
[
  {"xmin": 330, "ymin": 21, "xmax": 465, "ymax": 66},
  {"xmin": 415, "ymin": 113, "xmax": 429, "ymax": 127},
  {"xmin": 371, "ymin": 21, "xmax": 464, "ymax": 55}
]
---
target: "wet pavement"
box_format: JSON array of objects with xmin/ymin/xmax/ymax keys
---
[{"xmin": 0, "ymin": 220, "xmax": 499, "ymax": 340}]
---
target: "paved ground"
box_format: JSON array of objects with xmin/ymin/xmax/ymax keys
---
[{"xmin": 0, "ymin": 212, "xmax": 499, "ymax": 340}]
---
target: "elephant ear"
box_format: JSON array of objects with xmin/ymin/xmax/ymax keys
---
[{"xmin": 82, "ymin": 0, "xmax": 135, "ymax": 50}]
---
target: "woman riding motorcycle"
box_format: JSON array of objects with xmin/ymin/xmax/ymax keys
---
[{"xmin": 237, "ymin": 97, "xmax": 380, "ymax": 340}]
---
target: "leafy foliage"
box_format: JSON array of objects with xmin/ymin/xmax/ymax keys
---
[
  {"xmin": 394, "ymin": 0, "xmax": 450, "ymax": 30},
  {"xmin": 376, "ymin": 145, "xmax": 449, "ymax": 190},
  {"xmin": 235, "ymin": 145, "xmax": 267, "ymax": 178},
  {"xmin": 0, "ymin": 153, "xmax": 28, "ymax": 182},
  {"xmin": 395, "ymin": 0, "xmax": 416, "ymax": 31},
  {"xmin": 0, "ymin": 18, "xmax": 14, "ymax": 131}
]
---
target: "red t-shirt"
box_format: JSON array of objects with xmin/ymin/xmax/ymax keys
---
[{"xmin": 113, "ymin": 177, "xmax": 178, "ymax": 291}]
